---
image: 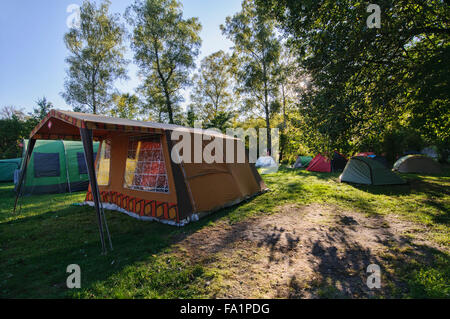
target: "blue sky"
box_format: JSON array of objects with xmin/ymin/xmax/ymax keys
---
[{"xmin": 0, "ymin": 0, "xmax": 242, "ymax": 114}]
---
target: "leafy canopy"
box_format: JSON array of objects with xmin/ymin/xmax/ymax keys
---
[
  {"xmin": 127, "ymin": 0, "xmax": 202, "ymax": 124},
  {"xmin": 62, "ymin": 0, "xmax": 128, "ymax": 114}
]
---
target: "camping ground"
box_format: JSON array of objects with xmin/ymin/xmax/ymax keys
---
[{"xmin": 0, "ymin": 166, "xmax": 449, "ymax": 298}]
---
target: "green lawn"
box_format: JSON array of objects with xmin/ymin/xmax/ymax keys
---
[{"xmin": 0, "ymin": 167, "xmax": 449, "ymax": 298}]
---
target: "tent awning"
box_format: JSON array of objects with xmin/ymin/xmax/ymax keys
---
[{"xmin": 30, "ymin": 110, "xmax": 235, "ymax": 141}]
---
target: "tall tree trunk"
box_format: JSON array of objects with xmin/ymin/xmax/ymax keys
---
[
  {"xmin": 279, "ymin": 82, "xmax": 287, "ymax": 161},
  {"xmin": 262, "ymin": 61, "xmax": 271, "ymax": 156},
  {"xmin": 264, "ymin": 92, "xmax": 271, "ymax": 156},
  {"xmin": 164, "ymin": 89, "xmax": 174, "ymax": 124},
  {"xmin": 92, "ymin": 70, "xmax": 97, "ymax": 114}
]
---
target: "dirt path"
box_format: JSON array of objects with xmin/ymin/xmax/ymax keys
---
[{"xmin": 173, "ymin": 203, "xmax": 447, "ymax": 298}]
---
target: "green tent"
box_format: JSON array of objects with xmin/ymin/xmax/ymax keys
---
[
  {"xmin": 339, "ymin": 156, "xmax": 406, "ymax": 185},
  {"xmin": 293, "ymin": 156, "xmax": 313, "ymax": 168},
  {"xmin": 0, "ymin": 158, "xmax": 22, "ymax": 182},
  {"xmin": 17, "ymin": 139, "xmax": 99, "ymax": 195}
]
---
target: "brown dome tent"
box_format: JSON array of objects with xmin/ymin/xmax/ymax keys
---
[
  {"xmin": 14, "ymin": 110, "xmax": 267, "ymax": 253},
  {"xmin": 393, "ymin": 155, "xmax": 442, "ymax": 175}
]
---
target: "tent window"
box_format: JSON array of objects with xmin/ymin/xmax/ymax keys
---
[
  {"xmin": 77, "ymin": 152, "xmax": 97, "ymax": 175},
  {"xmin": 34, "ymin": 153, "xmax": 60, "ymax": 177},
  {"xmin": 124, "ymin": 135, "xmax": 169, "ymax": 193},
  {"xmin": 96, "ymin": 140, "xmax": 111, "ymax": 186}
]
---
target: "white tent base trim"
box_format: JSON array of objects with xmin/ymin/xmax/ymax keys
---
[{"xmin": 82, "ymin": 201, "xmax": 195, "ymax": 226}]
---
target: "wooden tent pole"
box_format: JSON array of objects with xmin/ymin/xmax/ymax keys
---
[
  {"xmin": 80, "ymin": 128, "xmax": 107, "ymax": 255},
  {"xmin": 13, "ymin": 139, "xmax": 36, "ymax": 213}
]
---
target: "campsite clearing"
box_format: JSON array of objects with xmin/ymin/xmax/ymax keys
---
[{"xmin": 0, "ymin": 167, "xmax": 448, "ymax": 298}]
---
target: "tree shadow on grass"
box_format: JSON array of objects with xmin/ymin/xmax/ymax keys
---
[
  {"xmin": 284, "ymin": 212, "xmax": 449, "ymax": 298},
  {"xmin": 0, "ymin": 190, "xmax": 270, "ymax": 298}
]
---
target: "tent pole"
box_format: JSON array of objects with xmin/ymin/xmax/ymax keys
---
[
  {"xmin": 98, "ymin": 188, "xmax": 113, "ymax": 251},
  {"xmin": 80, "ymin": 128, "xmax": 107, "ymax": 255},
  {"xmin": 62, "ymin": 140, "xmax": 72, "ymax": 193},
  {"xmin": 92, "ymin": 140, "xmax": 113, "ymax": 251},
  {"xmin": 13, "ymin": 139, "xmax": 36, "ymax": 214}
]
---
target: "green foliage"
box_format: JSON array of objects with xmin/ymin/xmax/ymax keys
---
[
  {"xmin": 0, "ymin": 100, "xmax": 52, "ymax": 159},
  {"xmin": 31, "ymin": 97, "xmax": 52, "ymax": 122},
  {"xmin": 409, "ymin": 266, "xmax": 450, "ymax": 298},
  {"xmin": 127, "ymin": 0, "xmax": 202, "ymax": 124},
  {"xmin": 62, "ymin": 0, "xmax": 128, "ymax": 114},
  {"xmin": 258, "ymin": 0, "xmax": 449, "ymax": 159},
  {"xmin": 222, "ymin": 0, "xmax": 282, "ymax": 153},
  {"xmin": 0, "ymin": 116, "xmax": 28, "ymax": 159},
  {"xmin": 203, "ymin": 111, "xmax": 234, "ymax": 132},
  {"xmin": 109, "ymin": 93, "xmax": 140, "ymax": 119},
  {"xmin": 184, "ymin": 105, "xmax": 197, "ymax": 128},
  {"xmin": 189, "ymin": 50, "xmax": 236, "ymax": 128}
]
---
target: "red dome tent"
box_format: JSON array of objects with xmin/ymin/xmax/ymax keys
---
[
  {"xmin": 306, "ymin": 151, "xmax": 348, "ymax": 173},
  {"xmin": 306, "ymin": 153, "xmax": 331, "ymax": 172}
]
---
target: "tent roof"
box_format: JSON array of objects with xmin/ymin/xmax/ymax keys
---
[
  {"xmin": 30, "ymin": 110, "xmax": 236, "ymax": 141},
  {"xmin": 340, "ymin": 156, "xmax": 405, "ymax": 185}
]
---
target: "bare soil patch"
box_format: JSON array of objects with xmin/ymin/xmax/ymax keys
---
[{"xmin": 173, "ymin": 203, "xmax": 446, "ymax": 298}]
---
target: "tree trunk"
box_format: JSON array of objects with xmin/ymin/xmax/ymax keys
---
[
  {"xmin": 279, "ymin": 82, "xmax": 287, "ymax": 161},
  {"xmin": 262, "ymin": 61, "xmax": 271, "ymax": 156},
  {"xmin": 264, "ymin": 95, "xmax": 271, "ymax": 156},
  {"xmin": 164, "ymin": 90, "xmax": 174, "ymax": 124}
]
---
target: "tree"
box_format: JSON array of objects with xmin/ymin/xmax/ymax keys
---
[
  {"xmin": 62, "ymin": 0, "xmax": 128, "ymax": 114},
  {"xmin": 110, "ymin": 93, "xmax": 140, "ymax": 119},
  {"xmin": 258, "ymin": 0, "xmax": 449, "ymax": 158},
  {"xmin": 0, "ymin": 104, "xmax": 39, "ymax": 159},
  {"xmin": 32, "ymin": 97, "xmax": 52, "ymax": 121},
  {"xmin": 0, "ymin": 105, "xmax": 25, "ymax": 120},
  {"xmin": 189, "ymin": 50, "xmax": 236, "ymax": 129},
  {"xmin": 275, "ymin": 47, "xmax": 304, "ymax": 161},
  {"xmin": 204, "ymin": 111, "xmax": 234, "ymax": 132},
  {"xmin": 184, "ymin": 105, "xmax": 197, "ymax": 128},
  {"xmin": 221, "ymin": 0, "xmax": 281, "ymax": 154},
  {"xmin": 0, "ymin": 116, "xmax": 25, "ymax": 159},
  {"xmin": 127, "ymin": 0, "xmax": 202, "ymax": 124}
]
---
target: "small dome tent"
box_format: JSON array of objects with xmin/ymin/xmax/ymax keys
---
[
  {"xmin": 306, "ymin": 152, "xmax": 347, "ymax": 173},
  {"xmin": 393, "ymin": 155, "xmax": 442, "ymax": 175},
  {"xmin": 306, "ymin": 153, "xmax": 331, "ymax": 172},
  {"xmin": 255, "ymin": 156, "xmax": 277, "ymax": 168},
  {"xmin": 340, "ymin": 156, "xmax": 405, "ymax": 185},
  {"xmin": 293, "ymin": 156, "xmax": 313, "ymax": 168}
]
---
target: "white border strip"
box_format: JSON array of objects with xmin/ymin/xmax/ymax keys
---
[{"xmin": 81, "ymin": 201, "xmax": 196, "ymax": 226}]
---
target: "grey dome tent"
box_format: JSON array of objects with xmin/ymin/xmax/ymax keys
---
[
  {"xmin": 393, "ymin": 155, "xmax": 442, "ymax": 175},
  {"xmin": 340, "ymin": 156, "xmax": 405, "ymax": 185}
]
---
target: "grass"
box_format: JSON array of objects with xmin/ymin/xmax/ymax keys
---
[{"xmin": 0, "ymin": 166, "xmax": 449, "ymax": 298}]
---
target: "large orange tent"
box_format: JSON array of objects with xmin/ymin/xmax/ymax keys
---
[{"xmin": 15, "ymin": 110, "xmax": 267, "ymax": 253}]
